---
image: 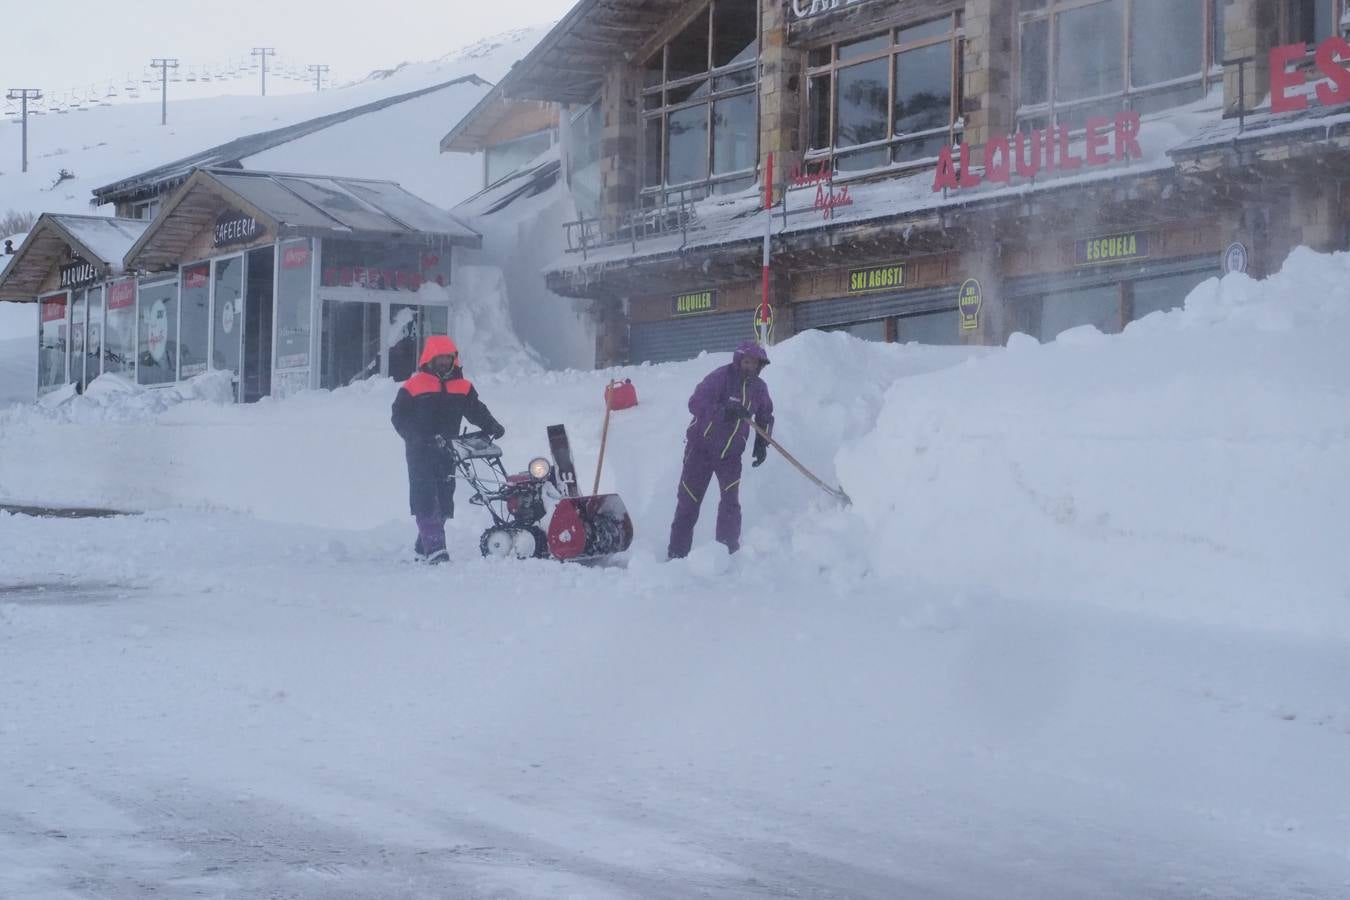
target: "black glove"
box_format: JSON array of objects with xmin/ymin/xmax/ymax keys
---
[
  {"xmin": 431, "ymin": 434, "xmax": 450, "ymax": 452},
  {"xmin": 751, "ymin": 436, "xmax": 769, "ymax": 467},
  {"xmin": 486, "ymin": 422, "xmax": 506, "ymax": 440},
  {"xmin": 723, "ymin": 401, "xmax": 751, "ymax": 421}
]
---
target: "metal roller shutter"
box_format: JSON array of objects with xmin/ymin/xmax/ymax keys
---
[
  {"xmin": 629, "ymin": 310, "xmax": 756, "ymax": 364},
  {"xmin": 1005, "ymin": 255, "xmax": 1219, "ymax": 298},
  {"xmin": 793, "ymin": 284, "xmax": 957, "ymax": 331}
]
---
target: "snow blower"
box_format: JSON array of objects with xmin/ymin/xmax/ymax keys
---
[{"xmin": 449, "ymin": 425, "xmax": 633, "ymax": 562}]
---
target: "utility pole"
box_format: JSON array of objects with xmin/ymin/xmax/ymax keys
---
[
  {"xmin": 5, "ymin": 88, "xmax": 42, "ymax": 172},
  {"xmin": 252, "ymin": 47, "xmax": 276, "ymax": 96},
  {"xmin": 149, "ymin": 58, "xmax": 178, "ymax": 125},
  {"xmin": 307, "ymin": 64, "xmax": 330, "ymax": 92}
]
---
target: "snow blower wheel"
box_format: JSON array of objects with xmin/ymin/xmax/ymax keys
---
[{"xmin": 480, "ymin": 526, "xmax": 517, "ymax": 559}]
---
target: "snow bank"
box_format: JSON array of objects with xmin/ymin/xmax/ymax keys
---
[
  {"xmin": 0, "ymin": 249, "xmax": 1345, "ymax": 643},
  {"xmin": 841, "ymin": 247, "xmax": 1350, "ymax": 638}
]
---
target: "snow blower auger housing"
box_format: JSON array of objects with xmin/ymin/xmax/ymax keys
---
[{"xmin": 448, "ymin": 425, "xmax": 633, "ymax": 563}]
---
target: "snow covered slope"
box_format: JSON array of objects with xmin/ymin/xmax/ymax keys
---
[{"xmin": 0, "ymin": 26, "xmax": 548, "ymax": 221}]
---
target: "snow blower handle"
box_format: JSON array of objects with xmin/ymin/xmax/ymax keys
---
[{"xmin": 746, "ymin": 420, "xmax": 851, "ymax": 507}]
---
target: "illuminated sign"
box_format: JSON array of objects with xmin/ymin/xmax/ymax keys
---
[
  {"xmin": 672, "ymin": 289, "xmax": 717, "ymax": 316},
  {"xmin": 1271, "ymin": 37, "xmax": 1350, "ymax": 114},
  {"xmin": 847, "ymin": 263, "xmax": 905, "ymax": 294},
  {"xmin": 934, "ymin": 112, "xmax": 1143, "ymax": 193},
  {"xmin": 1075, "ymin": 232, "xmax": 1150, "ymax": 266}
]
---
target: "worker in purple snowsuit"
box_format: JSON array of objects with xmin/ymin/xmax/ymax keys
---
[{"xmin": 667, "ymin": 340, "xmax": 774, "ymax": 559}]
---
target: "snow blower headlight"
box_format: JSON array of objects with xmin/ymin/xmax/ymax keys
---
[{"xmin": 528, "ymin": 457, "xmax": 552, "ymax": 481}]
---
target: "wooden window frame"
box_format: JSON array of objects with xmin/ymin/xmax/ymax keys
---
[
  {"xmin": 1015, "ymin": 0, "xmax": 1222, "ymax": 131},
  {"xmin": 804, "ymin": 11, "xmax": 965, "ymax": 177},
  {"xmin": 639, "ymin": 0, "xmax": 760, "ymax": 208}
]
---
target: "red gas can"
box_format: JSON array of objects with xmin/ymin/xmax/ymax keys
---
[{"xmin": 605, "ymin": 379, "xmax": 638, "ymax": 411}]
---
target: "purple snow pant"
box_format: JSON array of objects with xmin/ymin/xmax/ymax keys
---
[
  {"xmin": 415, "ymin": 497, "xmax": 449, "ymax": 556},
  {"xmin": 667, "ymin": 444, "xmax": 743, "ymax": 559}
]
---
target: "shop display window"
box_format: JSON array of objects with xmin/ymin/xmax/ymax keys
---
[
  {"xmin": 276, "ymin": 240, "xmax": 313, "ymax": 370},
  {"xmin": 178, "ymin": 263, "xmax": 210, "ymax": 378},
  {"xmin": 104, "ymin": 280, "xmax": 136, "ymax": 378},
  {"xmin": 137, "ymin": 280, "xmax": 179, "ymax": 386},
  {"xmin": 37, "ymin": 293, "xmax": 68, "ymax": 392}
]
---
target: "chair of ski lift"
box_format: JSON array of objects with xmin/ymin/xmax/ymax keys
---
[{"xmin": 185, "ymin": 67, "xmax": 198, "ymax": 82}]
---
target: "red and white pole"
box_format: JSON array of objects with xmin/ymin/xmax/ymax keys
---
[{"xmin": 758, "ymin": 152, "xmax": 774, "ymax": 345}]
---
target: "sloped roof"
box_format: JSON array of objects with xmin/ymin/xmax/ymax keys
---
[
  {"xmin": 500, "ymin": 0, "xmax": 686, "ymax": 104},
  {"xmin": 92, "ymin": 74, "xmax": 490, "ymax": 207},
  {"xmin": 0, "ymin": 215, "xmax": 149, "ymax": 301},
  {"xmin": 125, "ymin": 168, "xmax": 480, "ymax": 272}
]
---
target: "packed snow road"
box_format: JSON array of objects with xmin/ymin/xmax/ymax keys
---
[{"xmin": 3, "ymin": 511, "xmax": 1348, "ymax": 899}]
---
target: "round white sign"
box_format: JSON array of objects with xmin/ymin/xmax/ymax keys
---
[
  {"xmin": 221, "ymin": 299, "xmax": 236, "ymax": 335},
  {"xmin": 1222, "ymin": 242, "xmax": 1249, "ymax": 275}
]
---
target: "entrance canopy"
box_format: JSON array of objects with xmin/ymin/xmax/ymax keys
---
[
  {"xmin": 125, "ymin": 167, "xmax": 481, "ymax": 273},
  {"xmin": 0, "ymin": 214, "xmax": 148, "ymax": 301}
]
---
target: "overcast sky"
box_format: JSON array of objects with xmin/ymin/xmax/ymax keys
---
[{"xmin": 3, "ymin": 0, "xmax": 576, "ymax": 98}]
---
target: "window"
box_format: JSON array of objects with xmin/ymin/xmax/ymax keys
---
[
  {"xmin": 38, "ymin": 292, "xmax": 68, "ymax": 392},
  {"xmin": 641, "ymin": 0, "xmax": 759, "ymax": 205},
  {"xmin": 70, "ymin": 290, "xmax": 87, "ymax": 390},
  {"xmin": 1287, "ymin": 0, "xmax": 1339, "ymax": 44},
  {"xmin": 137, "ymin": 279, "xmax": 178, "ymax": 386},
  {"xmin": 276, "ymin": 239, "xmax": 313, "ymax": 370},
  {"xmin": 104, "ymin": 279, "xmax": 136, "ymax": 378},
  {"xmin": 566, "ymin": 101, "xmax": 603, "ymax": 220},
  {"xmin": 131, "ymin": 199, "xmax": 160, "ymax": 221},
  {"xmin": 806, "ymin": 13, "xmax": 964, "ymax": 175},
  {"xmin": 1018, "ymin": 0, "xmax": 1218, "ymax": 129},
  {"xmin": 178, "ymin": 263, "xmax": 210, "ymax": 378},
  {"xmin": 83, "ymin": 286, "xmax": 103, "ymax": 388},
  {"xmin": 485, "ymin": 129, "xmax": 554, "ymax": 187},
  {"xmin": 211, "ymin": 256, "xmax": 244, "ymax": 377}
]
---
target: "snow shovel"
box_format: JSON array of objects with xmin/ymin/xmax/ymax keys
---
[{"xmin": 747, "ymin": 420, "xmax": 852, "ymax": 507}]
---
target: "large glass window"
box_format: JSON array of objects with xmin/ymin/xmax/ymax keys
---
[
  {"xmin": 70, "ymin": 290, "xmax": 87, "ymax": 390},
  {"xmin": 320, "ymin": 300, "xmax": 382, "ymax": 390},
  {"xmin": 104, "ymin": 279, "xmax": 136, "ymax": 378},
  {"xmin": 1129, "ymin": 269, "xmax": 1211, "ymax": 322},
  {"xmin": 806, "ymin": 13, "xmax": 963, "ymax": 174},
  {"xmin": 1018, "ymin": 0, "xmax": 1216, "ymax": 129},
  {"xmin": 485, "ymin": 130, "xmax": 554, "ymax": 187},
  {"xmin": 1287, "ymin": 0, "xmax": 1340, "ymax": 45},
  {"xmin": 178, "ymin": 263, "xmax": 210, "ymax": 378},
  {"xmin": 566, "ymin": 101, "xmax": 603, "ymax": 220},
  {"xmin": 641, "ymin": 0, "xmax": 758, "ymax": 205},
  {"xmin": 897, "ymin": 308, "xmax": 963, "ymax": 345},
  {"xmin": 276, "ymin": 239, "xmax": 313, "ymax": 370},
  {"xmin": 38, "ymin": 293, "xmax": 68, "ymax": 392},
  {"xmin": 84, "ymin": 286, "xmax": 103, "ymax": 388},
  {"xmin": 211, "ymin": 256, "xmax": 244, "ymax": 377},
  {"xmin": 137, "ymin": 279, "xmax": 178, "ymax": 386}
]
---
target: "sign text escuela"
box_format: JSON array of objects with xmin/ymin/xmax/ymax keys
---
[
  {"xmin": 934, "ymin": 111, "xmax": 1143, "ymax": 193},
  {"xmin": 1075, "ymin": 231, "xmax": 1150, "ymax": 266}
]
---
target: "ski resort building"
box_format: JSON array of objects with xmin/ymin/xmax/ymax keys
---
[
  {"xmin": 476, "ymin": 0, "xmax": 1350, "ymax": 365},
  {"xmin": 0, "ymin": 169, "xmax": 480, "ymax": 400}
]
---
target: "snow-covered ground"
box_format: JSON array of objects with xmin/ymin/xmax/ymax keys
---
[{"xmin": 2, "ymin": 250, "xmax": 1349, "ymax": 897}]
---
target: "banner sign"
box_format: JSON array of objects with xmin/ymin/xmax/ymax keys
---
[
  {"xmin": 59, "ymin": 257, "xmax": 99, "ymax": 290},
  {"xmin": 672, "ymin": 289, "xmax": 717, "ymax": 316},
  {"xmin": 107, "ymin": 279, "xmax": 136, "ymax": 310},
  {"xmin": 214, "ymin": 210, "xmax": 264, "ymax": 248},
  {"xmin": 958, "ymin": 278, "xmax": 982, "ymax": 331},
  {"xmin": 846, "ymin": 263, "xmax": 906, "ymax": 295},
  {"xmin": 184, "ymin": 264, "xmax": 209, "ymax": 290},
  {"xmin": 1075, "ymin": 232, "xmax": 1149, "ymax": 266},
  {"xmin": 934, "ymin": 111, "xmax": 1143, "ymax": 193}
]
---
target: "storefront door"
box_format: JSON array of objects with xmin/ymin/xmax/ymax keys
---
[
  {"xmin": 211, "ymin": 254, "xmax": 245, "ymax": 397},
  {"xmin": 320, "ymin": 300, "xmax": 382, "ymax": 389},
  {"xmin": 243, "ymin": 247, "xmax": 274, "ymax": 403}
]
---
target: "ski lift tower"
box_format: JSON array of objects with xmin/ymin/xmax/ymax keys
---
[
  {"xmin": 150, "ymin": 58, "xmax": 179, "ymax": 125},
  {"xmin": 6, "ymin": 88, "xmax": 42, "ymax": 172}
]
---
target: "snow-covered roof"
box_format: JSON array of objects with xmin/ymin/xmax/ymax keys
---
[
  {"xmin": 1170, "ymin": 103, "xmax": 1350, "ymax": 159},
  {"xmin": 126, "ymin": 168, "xmax": 480, "ymax": 272},
  {"xmin": 0, "ymin": 215, "xmax": 149, "ymax": 301},
  {"xmin": 91, "ymin": 75, "xmax": 490, "ymax": 207},
  {"xmin": 502, "ymin": 0, "xmax": 686, "ymax": 104},
  {"xmin": 454, "ymin": 145, "xmax": 561, "ymax": 218}
]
